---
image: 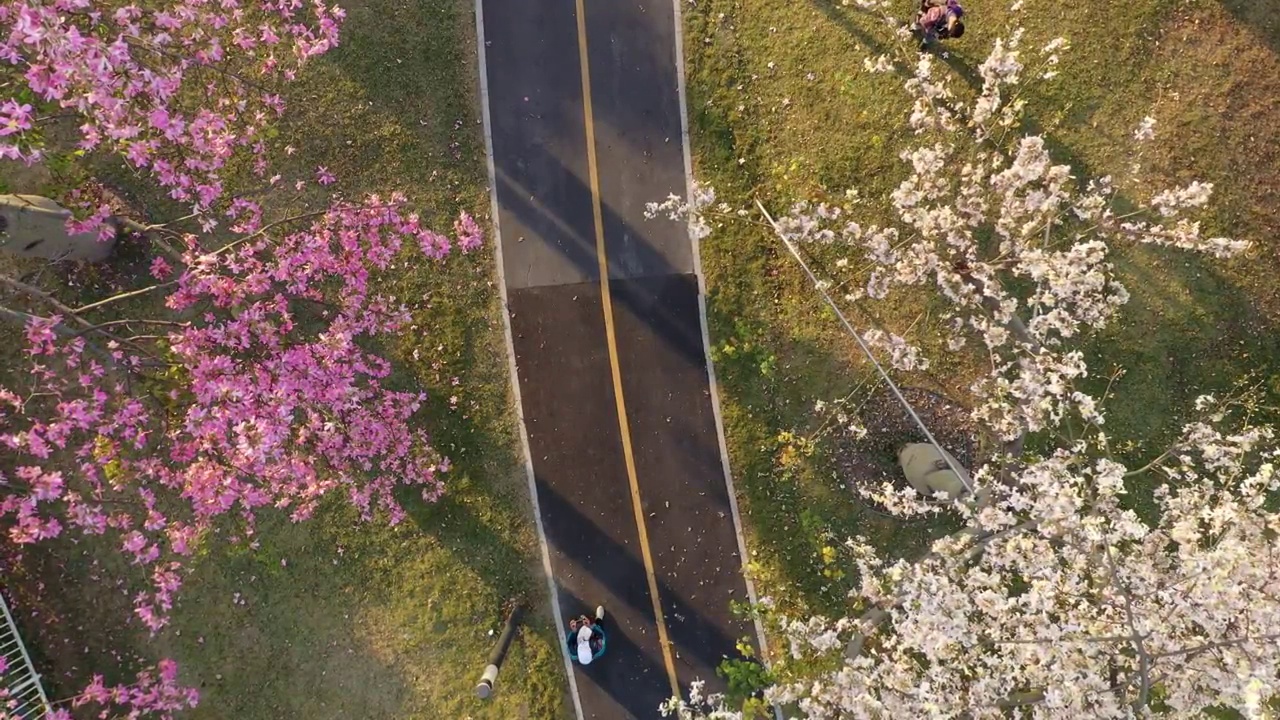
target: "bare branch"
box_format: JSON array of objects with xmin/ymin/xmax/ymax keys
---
[
  {"xmin": 0, "ymin": 305, "xmax": 64, "ymax": 335},
  {"xmin": 840, "ymin": 519, "xmax": 1041, "ymax": 662},
  {"xmin": 1150, "ymin": 632, "xmax": 1280, "ymax": 662},
  {"xmin": 0, "ymin": 304, "xmax": 122, "ymax": 368},
  {"xmin": 199, "ymin": 202, "xmax": 402, "ymax": 265},
  {"xmin": 960, "ymin": 520, "xmax": 1038, "ymax": 563},
  {"xmin": 73, "ymin": 281, "xmax": 179, "ymax": 314},
  {"xmin": 1124, "ymin": 446, "xmax": 1181, "ymax": 478},
  {"xmin": 0, "ymin": 273, "xmax": 85, "ymax": 322},
  {"xmin": 0, "ymin": 274, "xmax": 173, "ymax": 361},
  {"xmin": 205, "ymin": 207, "xmax": 336, "ymax": 259},
  {"xmin": 113, "ymin": 216, "xmax": 185, "ymax": 261},
  {"xmin": 956, "ymin": 272, "xmax": 1039, "ymax": 466},
  {"xmin": 1104, "ymin": 546, "xmax": 1152, "ymax": 711},
  {"xmin": 69, "ymin": 318, "xmax": 188, "ymax": 338},
  {"xmin": 992, "ymin": 634, "xmax": 1134, "ymax": 647}
]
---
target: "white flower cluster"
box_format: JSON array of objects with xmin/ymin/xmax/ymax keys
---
[
  {"xmin": 904, "ymin": 54, "xmax": 959, "ymax": 133},
  {"xmin": 972, "ymin": 33, "xmax": 1025, "ymax": 130},
  {"xmin": 644, "ymin": 182, "xmax": 718, "ymax": 241},
  {"xmin": 860, "ymin": 328, "xmax": 929, "ymax": 372},
  {"xmin": 676, "ymin": 417, "xmax": 1280, "ymax": 718},
  {"xmin": 1133, "ymin": 115, "xmax": 1158, "ymax": 142},
  {"xmin": 972, "ymin": 349, "xmax": 1093, "ymax": 441},
  {"xmin": 757, "ymin": 29, "xmax": 1248, "ymax": 440},
  {"xmin": 667, "ymin": 13, "xmax": 1272, "ymax": 720}
]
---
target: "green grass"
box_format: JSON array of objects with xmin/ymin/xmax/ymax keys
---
[
  {"xmin": 683, "ymin": 0, "xmax": 1280, "ymax": 618},
  {"xmin": 1, "ymin": 0, "xmax": 569, "ymax": 716}
]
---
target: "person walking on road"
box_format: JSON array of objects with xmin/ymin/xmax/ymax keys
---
[{"xmin": 568, "ymin": 605, "xmax": 606, "ymax": 665}]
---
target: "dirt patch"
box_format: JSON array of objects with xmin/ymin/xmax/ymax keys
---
[{"xmin": 828, "ymin": 386, "xmax": 980, "ymax": 492}]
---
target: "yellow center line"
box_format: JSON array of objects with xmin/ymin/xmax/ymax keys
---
[{"xmin": 572, "ymin": 0, "xmax": 681, "ymax": 697}]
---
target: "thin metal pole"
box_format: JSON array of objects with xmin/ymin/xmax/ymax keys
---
[{"xmin": 756, "ymin": 199, "xmax": 974, "ymax": 496}]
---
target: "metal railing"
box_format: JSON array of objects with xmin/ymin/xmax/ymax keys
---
[{"xmin": 0, "ymin": 591, "xmax": 51, "ymax": 719}]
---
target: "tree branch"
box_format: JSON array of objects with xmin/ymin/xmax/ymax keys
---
[
  {"xmin": 0, "ymin": 304, "xmax": 121, "ymax": 367},
  {"xmin": 956, "ymin": 272, "xmax": 1039, "ymax": 467},
  {"xmin": 1150, "ymin": 632, "xmax": 1280, "ymax": 661},
  {"xmin": 205, "ymin": 207, "xmax": 337, "ymax": 259},
  {"xmin": 960, "ymin": 520, "xmax": 1038, "ymax": 564},
  {"xmin": 842, "ymin": 606, "xmax": 890, "ymax": 660},
  {"xmin": 69, "ymin": 318, "xmax": 188, "ymax": 338},
  {"xmin": 992, "ymin": 634, "xmax": 1135, "ymax": 647},
  {"xmin": 1124, "ymin": 445, "xmax": 1181, "ymax": 478},
  {"xmin": 0, "ymin": 273, "xmax": 87, "ymax": 323},
  {"xmin": 1104, "ymin": 546, "xmax": 1152, "ymax": 711},
  {"xmin": 0, "ymin": 274, "xmax": 170, "ymax": 362},
  {"xmin": 113, "ymin": 216, "xmax": 185, "ymax": 262},
  {"xmin": 0, "ymin": 305, "xmax": 69, "ymax": 336},
  {"xmin": 73, "ymin": 281, "xmax": 179, "ymax": 314},
  {"xmin": 840, "ymin": 520, "xmax": 1040, "ymax": 661}
]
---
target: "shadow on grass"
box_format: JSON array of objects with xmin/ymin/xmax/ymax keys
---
[
  {"xmin": 1027, "ymin": 128, "xmax": 1280, "ymax": 466},
  {"xmin": 704, "ymin": 184, "xmax": 1280, "ymax": 617},
  {"xmin": 271, "ymin": 0, "xmax": 486, "ymax": 223},
  {"xmin": 1219, "ymin": 0, "xmax": 1280, "ymax": 53},
  {"xmin": 8, "ymin": 513, "xmax": 420, "ymax": 720},
  {"xmin": 688, "ymin": 0, "xmax": 1280, "ymax": 619},
  {"xmin": 310, "ymin": 0, "xmax": 535, "ymax": 587},
  {"xmin": 806, "ymin": 0, "xmax": 899, "ymax": 57},
  {"xmin": 882, "ymin": 35, "xmax": 1280, "ymax": 476},
  {"xmin": 397, "ymin": 475, "xmax": 535, "ymax": 603},
  {"xmin": 702, "ymin": 265, "xmax": 960, "ymax": 616},
  {"xmin": 678, "ymin": 7, "xmax": 964, "ymax": 615},
  {"xmin": 937, "ymin": 49, "xmax": 982, "ymax": 90}
]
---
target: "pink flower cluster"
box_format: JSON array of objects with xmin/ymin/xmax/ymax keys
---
[
  {"xmin": 454, "ymin": 210, "xmax": 483, "ymax": 252},
  {"xmin": 1, "ymin": 196, "xmax": 462, "ymax": 644},
  {"xmin": 0, "ymin": 0, "xmax": 343, "ymax": 211},
  {"xmin": 43, "ymin": 659, "xmax": 199, "ymax": 719}
]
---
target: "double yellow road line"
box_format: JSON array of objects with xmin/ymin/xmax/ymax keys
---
[{"xmin": 572, "ymin": 0, "xmax": 681, "ymax": 697}]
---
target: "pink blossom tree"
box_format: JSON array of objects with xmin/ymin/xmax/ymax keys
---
[
  {"xmin": 659, "ymin": 3, "xmax": 1277, "ymax": 718},
  {"xmin": 0, "ymin": 0, "xmax": 485, "ymax": 717},
  {"xmin": 1, "ymin": 0, "xmax": 343, "ymax": 215},
  {"xmin": 3, "ymin": 196, "xmax": 480, "ymax": 719}
]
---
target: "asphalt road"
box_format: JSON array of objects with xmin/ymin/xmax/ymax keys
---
[{"xmin": 479, "ymin": 0, "xmax": 757, "ymax": 717}]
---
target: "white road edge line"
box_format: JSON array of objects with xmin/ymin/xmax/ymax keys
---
[
  {"xmin": 668, "ymin": 1, "xmax": 781, "ymax": 716},
  {"xmin": 472, "ymin": 1, "xmax": 586, "ymax": 717}
]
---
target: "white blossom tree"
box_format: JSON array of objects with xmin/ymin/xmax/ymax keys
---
[{"xmin": 657, "ymin": 3, "xmax": 1277, "ymax": 718}]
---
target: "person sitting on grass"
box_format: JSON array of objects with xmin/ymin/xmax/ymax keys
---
[{"xmin": 916, "ymin": 0, "xmax": 965, "ymax": 50}]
